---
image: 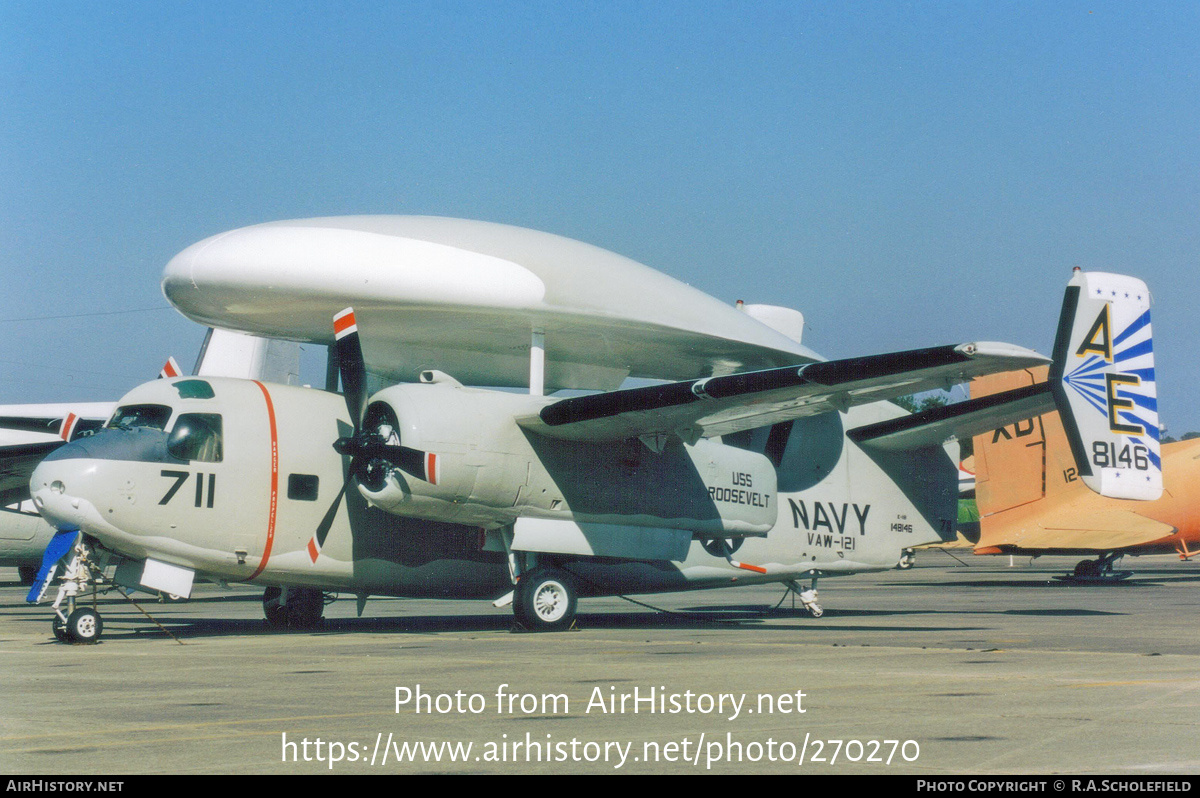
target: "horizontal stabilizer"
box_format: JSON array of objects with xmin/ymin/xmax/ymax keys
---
[
  {"xmin": 974, "ymin": 506, "xmax": 1175, "ymax": 554},
  {"xmin": 522, "ymin": 342, "xmax": 1049, "ymax": 443},
  {"xmin": 849, "ymin": 383, "xmax": 1055, "ymax": 451}
]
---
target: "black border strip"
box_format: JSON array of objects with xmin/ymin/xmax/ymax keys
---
[
  {"xmin": 540, "ymin": 345, "xmax": 972, "ymax": 428},
  {"xmin": 846, "ymin": 382, "xmax": 1053, "ymax": 445}
]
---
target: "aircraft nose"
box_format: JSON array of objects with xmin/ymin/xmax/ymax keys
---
[{"xmin": 30, "ymin": 451, "xmax": 98, "ymax": 531}]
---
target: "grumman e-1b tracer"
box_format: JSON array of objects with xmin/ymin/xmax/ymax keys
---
[{"xmin": 25, "ymin": 217, "xmax": 1159, "ymax": 640}]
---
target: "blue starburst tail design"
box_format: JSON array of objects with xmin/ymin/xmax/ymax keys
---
[{"xmin": 1049, "ymin": 270, "xmax": 1161, "ymax": 501}]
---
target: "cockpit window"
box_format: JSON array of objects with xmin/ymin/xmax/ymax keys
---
[
  {"xmin": 108, "ymin": 404, "xmax": 172, "ymax": 431},
  {"xmin": 167, "ymin": 413, "xmax": 224, "ymax": 463},
  {"xmin": 173, "ymin": 380, "xmax": 215, "ymax": 400}
]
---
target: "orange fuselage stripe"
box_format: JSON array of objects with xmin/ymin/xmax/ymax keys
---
[{"xmin": 246, "ymin": 380, "xmax": 279, "ymax": 581}]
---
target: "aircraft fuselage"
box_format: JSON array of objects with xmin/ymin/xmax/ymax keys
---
[{"xmin": 29, "ymin": 376, "xmax": 956, "ymax": 600}]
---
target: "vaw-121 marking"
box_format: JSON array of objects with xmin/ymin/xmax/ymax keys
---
[{"xmin": 26, "ymin": 217, "xmax": 1159, "ymax": 640}]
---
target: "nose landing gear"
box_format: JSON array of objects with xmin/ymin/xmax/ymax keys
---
[{"xmin": 36, "ymin": 532, "xmax": 107, "ymax": 644}]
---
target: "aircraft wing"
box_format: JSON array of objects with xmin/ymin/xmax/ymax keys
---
[
  {"xmin": 848, "ymin": 382, "xmax": 1056, "ymax": 451},
  {"xmin": 520, "ymin": 342, "xmax": 1049, "ymax": 443},
  {"xmin": 0, "ymin": 441, "xmax": 65, "ymax": 506},
  {"xmin": 974, "ymin": 505, "xmax": 1176, "ymax": 554}
]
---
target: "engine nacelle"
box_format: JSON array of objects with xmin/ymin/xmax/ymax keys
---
[
  {"xmin": 353, "ymin": 374, "xmax": 538, "ymax": 526},
  {"xmin": 351, "ymin": 375, "xmax": 779, "ymax": 536}
]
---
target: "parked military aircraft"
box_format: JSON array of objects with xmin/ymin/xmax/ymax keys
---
[
  {"xmin": 970, "ymin": 365, "xmax": 1193, "ymax": 579},
  {"xmin": 25, "ymin": 217, "xmax": 1159, "ymax": 640}
]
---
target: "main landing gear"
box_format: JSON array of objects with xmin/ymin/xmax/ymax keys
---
[
  {"xmin": 1056, "ymin": 553, "xmax": 1133, "ymax": 582},
  {"xmin": 785, "ymin": 578, "xmax": 823, "ymax": 617},
  {"xmin": 262, "ymin": 586, "xmax": 328, "ymax": 629},
  {"xmin": 513, "ymin": 568, "xmax": 578, "ymax": 632}
]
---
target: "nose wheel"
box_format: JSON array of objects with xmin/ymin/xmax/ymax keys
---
[{"xmin": 60, "ymin": 607, "xmax": 103, "ymax": 643}]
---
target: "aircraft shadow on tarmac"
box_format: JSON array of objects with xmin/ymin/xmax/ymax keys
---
[
  {"xmin": 11, "ymin": 597, "xmax": 996, "ymax": 642},
  {"xmin": 894, "ymin": 572, "xmax": 1200, "ymax": 589},
  {"xmin": 18, "ymin": 566, "xmax": 1190, "ymax": 642}
]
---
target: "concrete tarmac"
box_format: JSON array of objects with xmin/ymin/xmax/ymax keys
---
[{"xmin": 1, "ymin": 553, "xmax": 1198, "ymax": 775}]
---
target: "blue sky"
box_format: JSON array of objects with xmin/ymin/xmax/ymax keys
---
[{"xmin": 2, "ymin": 1, "xmax": 1197, "ymax": 432}]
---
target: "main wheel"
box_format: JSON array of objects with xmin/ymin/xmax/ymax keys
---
[
  {"xmin": 262, "ymin": 586, "xmax": 325, "ymax": 629},
  {"xmin": 287, "ymin": 588, "xmax": 326, "ymax": 629},
  {"xmin": 514, "ymin": 569, "xmax": 577, "ymax": 632},
  {"xmin": 67, "ymin": 607, "xmax": 103, "ymax": 644},
  {"xmin": 262, "ymin": 586, "xmax": 288, "ymax": 627},
  {"xmin": 18, "ymin": 566, "xmax": 38, "ymax": 585}
]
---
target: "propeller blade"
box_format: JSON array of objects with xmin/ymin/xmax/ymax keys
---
[
  {"xmin": 306, "ymin": 481, "xmax": 348, "ymax": 564},
  {"xmin": 379, "ymin": 444, "xmax": 439, "ymax": 485},
  {"xmin": 159, "ymin": 356, "xmax": 182, "ymax": 379},
  {"xmin": 333, "ymin": 307, "xmax": 368, "ymax": 426},
  {"xmin": 332, "ymin": 436, "xmax": 439, "ymax": 486}
]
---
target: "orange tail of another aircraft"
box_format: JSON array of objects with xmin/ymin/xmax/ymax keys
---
[
  {"xmin": 970, "ymin": 368, "xmax": 1199, "ymax": 566},
  {"xmin": 972, "ymin": 366, "xmax": 1082, "ymax": 518}
]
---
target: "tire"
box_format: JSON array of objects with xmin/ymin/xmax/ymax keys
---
[
  {"xmin": 514, "ymin": 568, "xmax": 577, "ymax": 632},
  {"xmin": 67, "ymin": 607, "xmax": 103, "ymax": 644},
  {"xmin": 52, "ymin": 617, "xmax": 70, "ymax": 642},
  {"xmin": 263, "ymin": 586, "xmax": 324, "ymax": 629},
  {"xmin": 262, "ymin": 586, "xmax": 288, "ymax": 627},
  {"xmin": 18, "ymin": 566, "xmax": 38, "ymax": 585},
  {"xmin": 287, "ymin": 588, "xmax": 325, "ymax": 629}
]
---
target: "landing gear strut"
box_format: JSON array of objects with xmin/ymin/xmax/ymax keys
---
[
  {"xmin": 46, "ymin": 534, "xmax": 106, "ymax": 644},
  {"xmin": 786, "ymin": 578, "xmax": 823, "ymax": 617}
]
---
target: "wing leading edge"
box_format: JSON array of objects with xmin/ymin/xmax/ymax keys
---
[{"xmin": 519, "ymin": 342, "xmax": 1049, "ymax": 444}]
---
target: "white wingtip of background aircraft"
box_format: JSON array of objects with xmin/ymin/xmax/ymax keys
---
[{"xmin": 24, "ymin": 216, "xmax": 1159, "ymax": 640}]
